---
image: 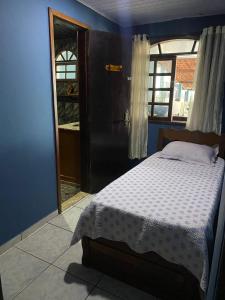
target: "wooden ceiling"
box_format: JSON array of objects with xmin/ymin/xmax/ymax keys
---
[{"xmin": 77, "ymin": 0, "xmax": 225, "ymax": 26}]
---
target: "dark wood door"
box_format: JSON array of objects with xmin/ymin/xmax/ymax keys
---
[{"xmin": 78, "ymin": 30, "xmax": 131, "ymax": 193}]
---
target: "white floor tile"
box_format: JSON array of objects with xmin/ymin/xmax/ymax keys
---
[
  {"xmin": 0, "ymin": 247, "xmax": 48, "ymax": 299},
  {"xmin": 16, "ymin": 223, "xmax": 72, "ymax": 263},
  {"xmin": 75, "ymin": 194, "xmax": 95, "ymax": 209},
  {"xmin": 14, "ymin": 265, "xmax": 93, "ymax": 300},
  {"xmin": 49, "ymin": 206, "xmax": 83, "ymax": 232},
  {"xmin": 53, "ymin": 241, "xmax": 103, "ymax": 285}
]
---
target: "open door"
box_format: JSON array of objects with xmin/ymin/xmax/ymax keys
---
[{"xmin": 78, "ymin": 30, "xmax": 131, "ymax": 193}]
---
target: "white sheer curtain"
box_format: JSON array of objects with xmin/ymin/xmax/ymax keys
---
[
  {"xmin": 186, "ymin": 26, "xmax": 225, "ymax": 134},
  {"xmin": 129, "ymin": 34, "xmax": 150, "ymax": 159}
]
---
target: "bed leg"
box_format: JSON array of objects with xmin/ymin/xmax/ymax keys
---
[{"xmin": 81, "ymin": 237, "xmax": 91, "ymax": 267}]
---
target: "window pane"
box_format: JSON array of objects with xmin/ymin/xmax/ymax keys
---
[
  {"xmin": 160, "ymin": 39, "xmax": 195, "ymax": 54},
  {"xmin": 148, "ymin": 104, "xmax": 152, "ymax": 116},
  {"xmin": 156, "ymin": 60, "xmax": 172, "ymax": 73},
  {"xmin": 153, "ymin": 105, "xmax": 169, "ymax": 117},
  {"xmin": 66, "ymin": 73, "xmax": 76, "ymax": 79},
  {"xmin": 67, "ymin": 51, "xmax": 73, "ymax": 60},
  {"xmin": 150, "ymin": 44, "xmax": 159, "ymax": 54},
  {"xmin": 67, "ymin": 65, "xmax": 76, "ymax": 71},
  {"xmin": 148, "ymin": 76, "xmax": 153, "ymax": 88},
  {"xmin": 155, "ymin": 91, "xmax": 170, "ymax": 103},
  {"xmin": 155, "ymin": 76, "xmax": 171, "ymax": 88},
  {"xmin": 194, "ymin": 41, "xmax": 199, "ymax": 52},
  {"xmin": 71, "ymin": 54, "xmax": 77, "ymax": 60},
  {"xmin": 172, "ymin": 55, "xmax": 197, "ymax": 118},
  {"xmin": 147, "ymin": 90, "xmax": 153, "ymax": 102},
  {"xmin": 149, "ymin": 61, "xmax": 154, "ymax": 73},
  {"xmin": 56, "ymin": 55, "xmax": 63, "ymax": 62},
  {"xmin": 56, "ymin": 73, "xmax": 65, "ymax": 79},
  {"xmin": 56, "ymin": 65, "xmax": 65, "ymax": 71},
  {"xmin": 61, "ymin": 51, "xmax": 67, "ymax": 60}
]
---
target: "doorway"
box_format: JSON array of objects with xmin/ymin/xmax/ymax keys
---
[{"xmin": 49, "ymin": 9, "xmax": 89, "ymax": 212}]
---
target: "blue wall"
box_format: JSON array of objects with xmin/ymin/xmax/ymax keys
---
[
  {"xmin": 129, "ymin": 14, "xmax": 225, "ymax": 38},
  {"xmin": 0, "ymin": 0, "xmax": 119, "ymax": 245}
]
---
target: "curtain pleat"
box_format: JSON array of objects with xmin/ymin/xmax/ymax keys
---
[
  {"xmin": 186, "ymin": 26, "xmax": 225, "ymax": 134},
  {"xmin": 129, "ymin": 35, "xmax": 150, "ymax": 159}
]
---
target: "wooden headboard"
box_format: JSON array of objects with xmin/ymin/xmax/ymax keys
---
[{"xmin": 157, "ymin": 128, "xmax": 225, "ymax": 159}]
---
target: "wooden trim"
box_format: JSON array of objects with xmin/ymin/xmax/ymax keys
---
[
  {"xmin": 157, "ymin": 128, "xmax": 225, "ymax": 158},
  {"xmin": 82, "ymin": 237, "xmax": 201, "ymax": 300},
  {"xmin": 148, "ymin": 119, "xmax": 186, "ymax": 126},
  {"xmin": 48, "ymin": 8, "xmax": 89, "ymax": 213},
  {"xmin": 49, "ymin": 8, "xmax": 90, "ymax": 29},
  {"xmin": 49, "ymin": 8, "xmax": 62, "ymax": 213}
]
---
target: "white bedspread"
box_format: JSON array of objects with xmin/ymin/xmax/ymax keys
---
[{"xmin": 71, "ymin": 152, "xmax": 224, "ymax": 291}]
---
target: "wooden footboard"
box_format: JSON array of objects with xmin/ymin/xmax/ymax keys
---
[{"xmin": 82, "ymin": 237, "xmax": 202, "ymax": 300}]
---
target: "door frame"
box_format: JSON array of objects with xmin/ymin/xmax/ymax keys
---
[{"xmin": 48, "ymin": 8, "xmax": 89, "ymax": 213}]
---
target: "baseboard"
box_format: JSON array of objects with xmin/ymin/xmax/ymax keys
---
[
  {"xmin": 0, "ymin": 210, "xmax": 58, "ymax": 255},
  {"xmin": 0, "ymin": 234, "xmax": 22, "ymax": 255}
]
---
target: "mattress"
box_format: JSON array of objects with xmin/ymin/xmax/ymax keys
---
[{"xmin": 71, "ymin": 152, "xmax": 225, "ymax": 291}]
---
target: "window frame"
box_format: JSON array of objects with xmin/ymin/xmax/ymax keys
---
[
  {"xmin": 148, "ymin": 55, "xmax": 176, "ymax": 122},
  {"xmin": 148, "ymin": 38, "xmax": 199, "ymax": 123},
  {"xmin": 55, "ymin": 50, "xmax": 77, "ymax": 81}
]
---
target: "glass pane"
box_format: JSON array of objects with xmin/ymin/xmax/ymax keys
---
[
  {"xmin": 56, "ymin": 65, "xmax": 65, "ymax": 71},
  {"xmin": 150, "ymin": 44, "xmax": 159, "ymax": 54},
  {"xmin": 148, "ymin": 76, "xmax": 153, "ymax": 88},
  {"xmin": 149, "ymin": 61, "xmax": 154, "ymax": 73},
  {"xmin": 67, "ymin": 65, "xmax": 76, "ymax": 71},
  {"xmin": 56, "ymin": 55, "xmax": 63, "ymax": 62},
  {"xmin": 155, "ymin": 76, "xmax": 171, "ymax": 88},
  {"xmin": 173, "ymin": 55, "xmax": 197, "ymax": 118},
  {"xmin": 147, "ymin": 90, "xmax": 153, "ymax": 102},
  {"xmin": 56, "ymin": 73, "xmax": 65, "ymax": 79},
  {"xmin": 155, "ymin": 91, "xmax": 170, "ymax": 103},
  {"xmin": 148, "ymin": 105, "xmax": 152, "ymax": 116},
  {"xmin": 160, "ymin": 39, "xmax": 195, "ymax": 54},
  {"xmin": 61, "ymin": 51, "xmax": 67, "ymax": 60},
  {"xmin": 66, "ymin": 73, "xmax": 76, "ymax": 79},
  {"xmin": 156, "ymin": 60, "xmax": 172, "ymax": 73},
  {"xmin": 153, "ymin": 105, "xmax": 169, "ymax": 117},
  {"xmin": 194, "ymin": 41, "xmax": 199, "ymax": 52},
  {"xmin": 67, "ymin": 51, "xmax": 73, "ymax": 60},
  {"xmin": 71, "ymin": 54, "xmax": 77, "ymax": 60}
]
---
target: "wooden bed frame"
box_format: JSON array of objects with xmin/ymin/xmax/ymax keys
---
[{"xmin": 81, "ymin": 129, "xmax": 225, "ymax": 300}]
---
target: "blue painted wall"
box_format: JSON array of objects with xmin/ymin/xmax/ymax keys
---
[
  {"xmin": 148, "ymin": 123, "xmax": 185, "ymax": 155},
  {"xmin": 129, "ymin": 14, "xmax": 225, "ymax": 38},
  {"xmin": 0, "ymin": 0, "xmax": 119, "ymax": 245}
]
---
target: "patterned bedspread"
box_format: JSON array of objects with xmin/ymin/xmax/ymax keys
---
[{"xmin": 71, "ymin": 152, "xmax": 224, "ymax": 291}]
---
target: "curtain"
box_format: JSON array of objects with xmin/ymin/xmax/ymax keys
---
[
  {"xmin": 129, "ymin": 34, "xmax": 150, "ymax": 159},
  {"xmin": 186, "ymin": 26, "xmax": 225, "ymax": 134}
]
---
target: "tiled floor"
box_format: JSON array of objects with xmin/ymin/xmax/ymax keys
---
[
  {"xmin": 0, "ymin": 194, "xmax": 157, "ymax": 300},
  {"xmin": 60, "ymin": 181, "xmax": 80, "ymax": 203}
]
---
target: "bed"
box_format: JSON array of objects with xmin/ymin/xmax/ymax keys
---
[{"xmin": 71, "ymin": 129, "xmax": 225, "ymax": 300}]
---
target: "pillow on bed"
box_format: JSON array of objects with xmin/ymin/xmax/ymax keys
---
[{"xmin": 159, "ymin": 141, "xmax": 219, "ymax": 164}]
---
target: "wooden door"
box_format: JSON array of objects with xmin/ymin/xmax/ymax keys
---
[{"xmin": 78, "ymin": 30, "xmax": 131, "ymax": 193}]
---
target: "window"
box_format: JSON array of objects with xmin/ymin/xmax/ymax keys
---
[
  {"xmin": 148, "ymin": 39, "xmax": 199, "ymax": 122},
  {"xmin": 56, "ymin": 50, "xmax": 77, "ymax": 80}
]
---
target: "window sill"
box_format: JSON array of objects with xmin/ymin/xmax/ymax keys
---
[{"xmin": 148, "ymin": 119, "xmax": 186, "ymax": 126}]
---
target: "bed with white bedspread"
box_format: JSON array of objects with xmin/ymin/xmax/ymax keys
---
[{"xmin": 72, "ymin": 152, "xmax": 225, "ymax": 292}]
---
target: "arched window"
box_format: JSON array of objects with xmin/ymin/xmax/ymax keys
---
[
  {"xmin": 56, "ymin": 50, "xmax": 77, "ymax": 80},
  {"xmin": 148, "ymin": 39, "xmax": 199, "ymax": 122}
]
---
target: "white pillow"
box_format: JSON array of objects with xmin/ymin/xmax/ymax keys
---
[{"xmin": 159, "ymin": 141, "xmax": 219, "ymax": 165}]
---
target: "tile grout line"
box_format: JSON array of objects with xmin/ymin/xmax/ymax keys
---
[
  {"xmin": 11, "ymin": 263, "xmax": 51, "ymax": 299},
  {"xmin": 46, "ymin": 221, "xmax": 75, "ymax": 234}
]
